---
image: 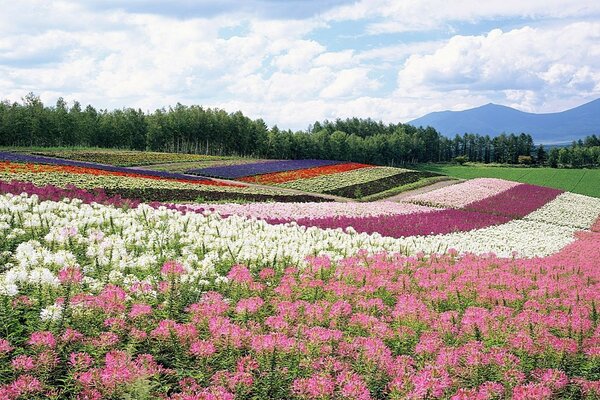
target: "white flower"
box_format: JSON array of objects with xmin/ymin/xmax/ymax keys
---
[
  {"xmin": 0, "ymin": 281, "xmax": 18, "ymax": 296},
  {"xmin": 40, "ymin": 304, "xmax": 62, "ymax": 321}
]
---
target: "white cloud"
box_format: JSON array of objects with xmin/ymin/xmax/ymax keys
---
[
  {"xmin": 396, "ymin": 23, "xmax": 600, "ymax": 112},
  {"xmin": 323, "ymin": 0, "xmax": 600, "ymax": 33},
  {"xmin": 320, "ymin": 68, "xmax": 380, "ymax": 98},
  {"xmin": 0, "ymin": 0, "xmax": 600, "ymax": 130}
]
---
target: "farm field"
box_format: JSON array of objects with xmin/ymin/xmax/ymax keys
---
[
  {"xmin": 1, "ymin": 149, "xmax": 600, "ymax": 398},
  {"xmin": 0, "ymin": 152, "xmax": 329, "ymax": 203},
  {"xmin": 1, "ymin": 149, "xmax": 440, "ymax": 201},
  {"xmin": 418, "ymin": 164, "xmax": 600, "ymax": 198}
]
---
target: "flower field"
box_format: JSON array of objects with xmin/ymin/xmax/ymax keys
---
[
  {"xmin": 1, "ymin": 152, "xmax": 600, "ymax": 399},
  {"xmin": 187, "ymin": 159, "xmax": 343, "ymax": 179},
  {"xmin": 29, "ymin": 149, "xmax": 226, "ymax": 167},
  {"xmin": 0, "ymin": 153, "xmax": 330, "ymax": 203}
]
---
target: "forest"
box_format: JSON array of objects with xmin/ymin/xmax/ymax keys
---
[{"xmin": 1, "ymin": 93, "xmax": 597, "ymax": 167}]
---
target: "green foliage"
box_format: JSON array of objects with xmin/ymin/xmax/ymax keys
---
[
  {"xmin": 518, "ymin": 155, "xmax": 533, "ymax": 165},
  {"xmin": 454, "ymin": 155, "xmax": 468, "ymax": 165}
]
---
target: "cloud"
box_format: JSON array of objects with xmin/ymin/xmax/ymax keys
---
[
  {"xmin": 323, "ymin": 0, "xmax": 600, "ymax": 33},
  {"xmin": 1, "ymin": 0, "xmax": 600, "ymax": 130},
  {"xmin": 397, "ymin": 23, "xmax": 600, "ymax": 101}
]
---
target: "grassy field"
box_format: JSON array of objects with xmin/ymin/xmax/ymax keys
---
[{"xmin": 417, "ymin": 164, "xmax": 600, "ymax": 197}]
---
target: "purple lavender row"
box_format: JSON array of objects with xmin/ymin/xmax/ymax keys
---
[
  {"xmin": 0, "ymin": 151, "xmax": 214, "ymax": 182},
  {"xmin": 187, "ymin": 159, "xmax": 343, "ymax": 179},
  {"xmin": 463, "ymin": 184, "xmax": 563, "ymax": 218},
  {"xmin": 263, "ymin": 209, "xmax": 512, "ymax": 238}
]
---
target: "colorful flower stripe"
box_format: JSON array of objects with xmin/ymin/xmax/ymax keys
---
[
  {"xmin": 187, "ymin": 159, "xmax": 343, "ymax": 179},
  {"xmin": 0, "ymin": 161, "xmax": 244, "ymax": 187},
  {"xmin": 0, "ymin": 151, "xmax": 221, "ymax": 183},
  {"xmin": 278, "ymin": 166, "xmax": 405, "ymax": 192},
  {"xmin": 238, "ymin": 162, "xmax": 371, "ymax": 184},
  {"xmin": 463, "ymin": 183, "xmax": 563, "ymax": 218},
  {"xmin": 266, "ymin": 209, "xmax": 512, "ymax": 237},
  {"xmin": 404, "ymin": 178, "xmax": 521, "ymax": 208},
  {"xmin": 181, "ymin": 201, "xmax": 438, "ymax": 220}
]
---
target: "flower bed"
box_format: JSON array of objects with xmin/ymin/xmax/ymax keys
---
[
  {"xmin": 265, "ymin": 209, "xmax": 512, "ymax": 237},
  {"xmin": 463, "ymin": 184, "xmax": 563, "ymax": 218},
  {"xmin": 187, "ymin": 159, "xmax": 343, "ymax": 179},
  {"xmin": 0, "ymin": 161, "xmax": 241, "ymax": 187},
  {"xmin": 181, "ymin": 201, "xmax": 437, "ymax": 220},
  {"xmin": 0, "ymin": 151, "xmax": 215, "ymax": 182},
  {"xmin": 0, "ymin": 191, "xmax": 599, "ymax": 398},
  {"xmin": 239, "ymin": 162, "xmax": 371, "ymax": 184},
  {"xmin": 405, "ymin": 178, "xmax": 521, "ymax": 208},
  {"xmin": 324, "ymin": 171, "xmax": 439, "ymax": 199},
  {"xmin": 279, "ymin": 167, "xmax": 406, "ymax": 192},
  {"xmin": 31, "ymin": 149, "xmax": 218, "ymax": 166},
  {"xmin": 0, "ymin": 166, "xmax": 332, "ymax": 203}
]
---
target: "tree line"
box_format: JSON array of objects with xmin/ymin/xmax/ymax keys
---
[
  {"xmin": 546, "ymin": 136, "xmax": 600, "ymax": 168},
  {"xmin": 1, "ymin": 93, "xmax": 594, "ymax": 167}
]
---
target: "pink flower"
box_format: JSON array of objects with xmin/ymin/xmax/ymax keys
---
[
  {"xmin": 259, "ymin": 268, "xmax": 275, "ymax": 280},
  {"xmin": 69, "ymin": 352, "xmax": 94, "ymax": 370},
  {"xmin": 190, "ymin": 340, "xmax": 216, "ymax": 357},
  {"xmin": 61, "ymin": 328, "xmax": 84, "ymax": 343},
  {"xmin": 161, "ymin": 260, "xmax": 186, "ymax": 277},
  {"xmin": 7, "ymin": 374, "xmax": 43, "ymax": 396},
  {"xmin": 0, "ymin": 338, "xmax": 12, "ymax": 355},
  {"xmin": 511, "ymin": 383, "xmax": 552, "ymax": 399},
  {"xmin": 11, "ymin": 354, "xmax": 36, "ymax": 371},
  {"xmin": 129, "ymin": 303, "xmax": 153, "ymax": 318},
  {"xmin": 58, "ymin": 265, "xmax": 83, "ymax": 284},
  {"xmin": 28, "ymin": 331, "xmax": 56, "ymax": 348},
  {"xmin": 235, "ymin": 297, "xmax": 264, "ymax": 314},
  {"xmin": 292, "ymin": 374, "xmax": 335, "ymax": 399},
  {"xmin": 227, "ymin": 264, "xmax": 254, "ymax": 284}
]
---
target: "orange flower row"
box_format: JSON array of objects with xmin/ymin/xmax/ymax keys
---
[
  {"xmin": 0, "ymin": 161, "xmax": 244, "ymax": 188},
  {"xmin": 239, "ymin": 162, "xmax": 371, "ymax": 184}
]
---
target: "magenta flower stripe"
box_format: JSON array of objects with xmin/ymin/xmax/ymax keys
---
[
  {"xmin": 463, "ymin": 183, "xmax": 563, "ymax": 217},
  {"xmin": 264, "ymin": 209, "xmax": 512, "ymax": 237}
]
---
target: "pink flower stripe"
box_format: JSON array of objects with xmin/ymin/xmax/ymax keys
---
[
  {"xmin": 405, "ymin": 178, "xmax": 521, "ymax": 208},
  {"xmin": 265, "ymin": 208, "xmax": 512, "ymax": 237},
  {"xmin": 463, "ymin": 184, "xmax": 563, "ymax": 218}
]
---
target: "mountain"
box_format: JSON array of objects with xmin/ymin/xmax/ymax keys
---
[{"xmin": 408, "ymin": 98, "xmax": 600, "ymax": 144}]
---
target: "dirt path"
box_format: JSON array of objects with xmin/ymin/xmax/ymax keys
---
[{"xmin": 376, "ymin": 179, "xmax": 462, "ymax": 202}]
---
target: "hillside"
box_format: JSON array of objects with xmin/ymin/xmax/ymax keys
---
[{"xmin": 409, "ymin": 98, "xmax": 600, "ymax": 144}]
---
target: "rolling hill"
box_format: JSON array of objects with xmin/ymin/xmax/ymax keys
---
[{"xmin": 408, "ymin": 98, "xmax": 600, "ymax": 144}]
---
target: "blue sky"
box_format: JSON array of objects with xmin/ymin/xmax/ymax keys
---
[{"xmin": 1, "ymin": 0, "xmax": 600, "ymax": 129}]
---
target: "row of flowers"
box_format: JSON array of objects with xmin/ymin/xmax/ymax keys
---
[
  {"xmin": 0, "ymin": 161, "xmax": 242, "ymax": 187},
  {"xmin": 405, "ymin": 178, "xmax": 521, "ymax": 208},
  {"xmin": 0, "ymin": 172, "xmax": 327, "ymax": 203},
  {"xmin": 0, "ymin": 151, "xmax": 219, "ymax": 182},
  {"xmin": 30, "ymin": 149, "xmax": 219, "ymax": 167},
  {"xmin": 239, "ymin": 162, "xmax": 371, "ymax": 184},
  {"xmin": 278, "ymin": 167, "xmax": 406, "ymax": 193},
  {"xmin": 0, "ymin": 190, "xmax": 598, "ymax": 398},
  {"xmin": 187, "ymin": 159, "xmax": 343, "ymax": 179}
]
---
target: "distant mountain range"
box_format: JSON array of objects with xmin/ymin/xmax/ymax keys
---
[{"xmin": 408, "ymin": 98, "xmax": 600, "ymax": 144}]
